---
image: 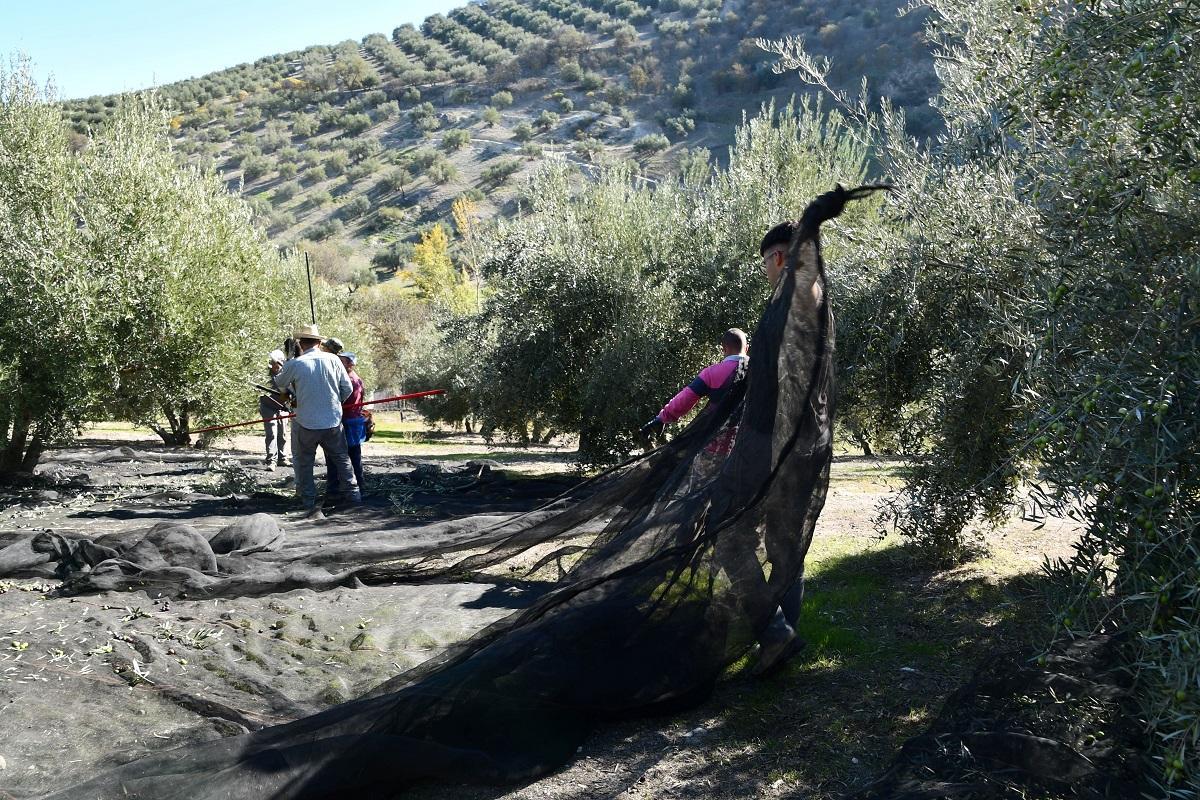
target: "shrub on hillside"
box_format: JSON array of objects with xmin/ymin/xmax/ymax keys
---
[
  {"xmin": 535, "ymin": 110, "xmax": 559, "ymax": 131},
  {"xmin": 372, "ymin": 239, "xmax": 414, "ymax": 267},
  {"xmin": 277, "ymin": 161, "xmax": 298, "ymax": 179},
  {"xmin": 450, "ymin": 87, "xmax": 473, "ymax": 104},
  {"xmin": 260, "ymin": 121, "xmax": 290, "ymax": 152},
  {"xmin": 558, "ymin": 97, "xmax": 574, "ymax": 113},
  {"xmin": 663, "ymin": 112, "xmax": 696, "ymax": 138},
  {"xmin": 307, "ymin": 190, "xmax": 333, "ymax": 209},
  {"xmin": 345, "ymin": 162, "xmax": 373, "ymax": 182},
  {"xmin": 376, "ymin": 100, "xmax": 400, "ymax": 120},
  {"xmin": 348, "ymin": 138, "xmax": 382, "ymax": 162},
  {"xmin": 292, "ymin": 113, "xmax": 317, "ymax": 137},
  {"xmin": 324, "ymin": 150, "xmax": 350, "ymax": 176},
  {"xmin": 303, "ymin": 165, "xmax": 327, "ymax": 184},
  {"xmin": 242, "ymin": 155, "xmax": 273, "ymax": 182},
  {"xmin": 559, "ymin": 61, "xmax": 583, "ymax": 83},
  {"xmin": 341, "ymin": 195, "xmax": 372, "ymax": 219},
  {"xmin": 317, "ymin": 103, "xmax": 342, "ymax": 130},
  {"xmin": 266, "ymin": 210, "xmax": 295, "ymax": 232},
  {"xmin": 273, "ymin": 181, "xmax": 299, "ymax": 203},
  {"xmin": 410, "ymin": 148, "xmax": 440, "ymax": 169},
  {"xmin": 480, "ymin": 158, "xmax": 521, "ymax": 186},
  {"xmin": 632, "ymin": 133, "xmax": 669, "ymax": 156},
  {"xmin": 380, "ymin": 166, "xmax": 410, "ymax": 193},
  {"xmin": 513, "ymin": 122, "xmax": 535, "ymax": 142},
  {"xmin": 307, "ymin": 217, "xmax": 344, "ymax": 241},
  {"xmin": 450, "ymin": 63, "xmax": 487, "ymax": 83},
  {"xmin": 580, "ymin": 71, "xmax": 606, "ymax": 91},
  {"xmin": 426, "ymin": 159, "xmax": 458, "ymax": 184},
  {"xmin": 481, "ymin": 107, "xmax": 501, "ymax": 127},
  {"xmin": 573, "ymin": 138, "xmax": 604, "ymax": 161},
  {"xmin": 442, "ymin": 129, "xmax": 471, "ymax": 151},
  {"xmin": 342, "ymin": 113, "xmax": 372, "ymax": 135},
  {"xmin": 520, "ymin": 142, "xmax": 543, "ymax": 158},
  {"xmin": 490, "ymin": 90, "xmax": 514, "ymax": 109}
]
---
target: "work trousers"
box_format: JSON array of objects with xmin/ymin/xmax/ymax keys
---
[
  {"xmin": 327, "ymin": 443, "xmax": 364, "ymax": 494},
  {"xmin": 259, "ymin": 397, "xmax": 286, "ymax": 463},
  {"xmin": 291, "ymin": 422, "xmax": 360, "ymax": 508}
]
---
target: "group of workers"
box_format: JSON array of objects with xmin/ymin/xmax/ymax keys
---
[{"xmin": 261, "ymin": 323, "xmax": 368, "ymax": 520}]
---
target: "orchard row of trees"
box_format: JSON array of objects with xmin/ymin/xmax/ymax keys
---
[
  {"xmin": 0, "ymin": 60, "xmax": 366, "ymax": 470},
  {"xmin": 406, "ymin": 98, "xmax": 874, "ymax": 459}
]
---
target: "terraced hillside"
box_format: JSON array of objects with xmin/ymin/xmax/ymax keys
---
[{"xmin": 61, "ymin": 0, "xmax": 937, "ymax": 276}]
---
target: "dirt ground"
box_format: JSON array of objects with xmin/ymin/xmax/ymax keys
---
[{"xmin": 0, "ymin": 422, "xmax": 1079, "ymax": 799}]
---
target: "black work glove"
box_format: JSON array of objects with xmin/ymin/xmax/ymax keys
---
[{"xmin": 638, "ymin": 417, "xmax": 664, "ymax": 446}]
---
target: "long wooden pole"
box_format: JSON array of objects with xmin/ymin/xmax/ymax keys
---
[
  {"xmin": 304, "ymin": 251, "xmax": 316, "ymax": 324},
  {"xmin": 189, "ymin": 390, "xmax": 446, "ymax": 435}
]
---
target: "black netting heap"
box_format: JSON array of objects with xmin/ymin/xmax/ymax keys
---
[{"xmin": 21, "ymin": 187, "xmax": 883, "ymax": 799}]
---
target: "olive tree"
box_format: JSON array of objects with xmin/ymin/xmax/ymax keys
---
[
  {"xmin": 766, "ymin": 1, "xmax": 1200, "ymax": 791},
  {"xmin": 0, "ymin": 60, "xmax": 105, "ymax": 472},
  {"xmin": 76, "ymin": 98, "xmax": 293, "ymax": 445}
]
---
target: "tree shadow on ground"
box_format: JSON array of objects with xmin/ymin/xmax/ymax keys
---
[{"xmin": 396, "ymin": 542, "xmax": 1062, "ymax": 800}]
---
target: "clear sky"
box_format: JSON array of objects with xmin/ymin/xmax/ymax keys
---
[{"xmin": 2, "ymin": 1, "xmax": 461, "ymax": 99}]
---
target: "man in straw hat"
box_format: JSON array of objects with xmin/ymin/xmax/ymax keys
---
[{"xmin": 272, "ymin": 324, "xmax": 361, "ymax": 518}]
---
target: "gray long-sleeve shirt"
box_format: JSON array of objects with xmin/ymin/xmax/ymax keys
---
[{"xmin": 273, "ymin": 346, "xmax": 351, "ymax": 430}]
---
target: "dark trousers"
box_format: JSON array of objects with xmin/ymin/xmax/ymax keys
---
[
  {"xmin": 762, "ymin": 578, "xmax": 805, "ymax": 646},
  {"xmin": 327, "ymin": 443, "xmax": 364, "ymax": 494},
  {"xmin": 292, "ymin": 423, "xmax": 359, "ymax": 508}
]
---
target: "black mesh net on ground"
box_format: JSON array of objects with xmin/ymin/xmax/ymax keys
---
[{"xmin": 1, "ymin": 187, "xmax": 881, "ymax": 800}]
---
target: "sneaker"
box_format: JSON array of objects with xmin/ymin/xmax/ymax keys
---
[{"xmin": 276, "ymin": 458, "xmax": 288, "ymax": 467}]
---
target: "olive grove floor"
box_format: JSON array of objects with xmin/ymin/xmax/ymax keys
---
[{"xmin": 0, "ymin": 430, "xmax": 1079, "ymax": 799}]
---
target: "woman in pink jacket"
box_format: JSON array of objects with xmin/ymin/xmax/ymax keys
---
[{"xmin": 639, "ymin": 328, "xmax": 749, "ymax": 449}]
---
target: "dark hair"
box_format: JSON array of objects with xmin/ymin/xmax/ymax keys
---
[
  {"xmin": 759, "ymin": 220, "xmax": 796, "ymax": 256},
  {"xmin": 721, "ymin": 328, "xmax": 747, "ymax": 353}
]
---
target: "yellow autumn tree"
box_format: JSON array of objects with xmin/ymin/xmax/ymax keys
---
[
  {"xmin": 410, "ymin": 223, "xmax": 472, "ymax": 313},
  {"xmin": 451, "ymin": 195, "xmax": 482, "ymax": 311}
]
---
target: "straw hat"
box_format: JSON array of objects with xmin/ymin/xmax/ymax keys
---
[
  {"xmin": 292, "ymin": 323, "xmax": 321, "ymax": 341},
  {"xmin": 268, "ymin": 349, "xmax": 287, "ymax": 364}
]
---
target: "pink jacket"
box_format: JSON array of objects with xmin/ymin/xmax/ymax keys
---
[{"xmin": 657, "ymin": 355, "xmax": 748, "ymax": 424}]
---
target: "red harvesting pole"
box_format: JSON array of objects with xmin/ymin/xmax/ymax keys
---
[{"xmin": 189, "ymin": 389, "xmax": 446, "ymax": 435}]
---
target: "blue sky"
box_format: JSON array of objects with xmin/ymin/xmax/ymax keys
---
[{"xmin": 2, "ymin": 1, "xmax": 461, "ymax": 99}]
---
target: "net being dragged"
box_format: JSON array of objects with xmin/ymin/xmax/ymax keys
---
[{"xmin": 38, "ymin": 186, "xmax": 881, "ymax": 800}]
